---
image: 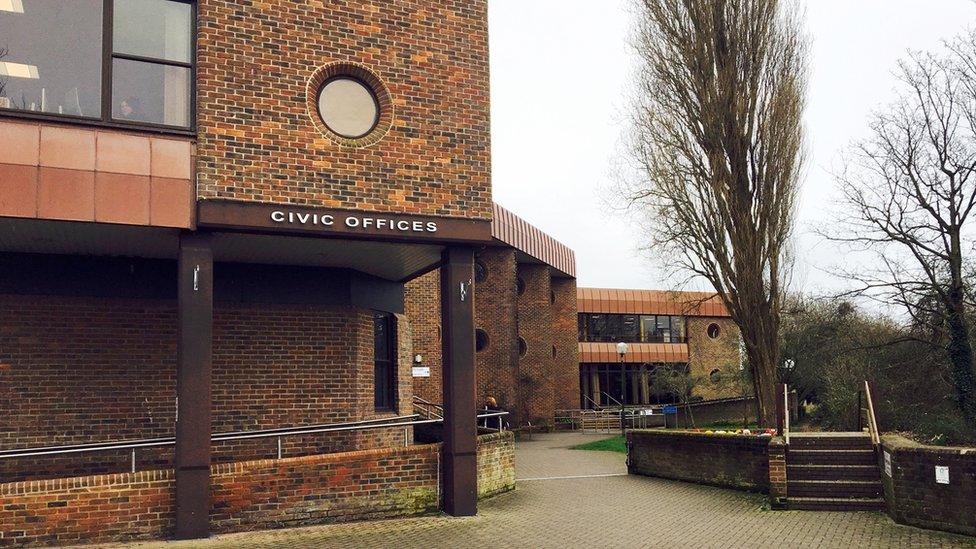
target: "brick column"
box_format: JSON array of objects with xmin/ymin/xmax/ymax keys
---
[
  {"xmin": 440, "ymin": 246, "xmax": 477, "ymax": 516},
  {"xmin": 175, "ymin": 233, "xmax": 213, "ymax": 539},
  {"xmin": 768, "ymin": 436, "xmax": 788, "ymax": 509}
]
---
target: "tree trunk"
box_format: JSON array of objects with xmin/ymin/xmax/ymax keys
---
[
  {"xmin": 945, "ymin": 285, "xmax": 976, "ymax": 424},
  {"xmin": 742, "ymin": 334, "xmax": 779, "ymax": 427}
]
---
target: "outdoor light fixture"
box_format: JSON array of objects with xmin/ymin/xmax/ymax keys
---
[
  {"xmin": 414, "ymin": 354, "xmax": 423, "ymax": 364},
  {"xmin": 617, "ymin": 342, "xmax": 629, "ymax": 435}
]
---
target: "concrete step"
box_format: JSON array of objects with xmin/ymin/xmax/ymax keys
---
[
  {"xmin": 787, "ymin": 464, "xmax": 880, "ymax": 481},
  {"xmin": 788, "ymin": 449, "xmax": 877, "ymax": 466},
  {"xmin": 786, "ymin": 497, "xmax": 886, "ymax": 512},
  {"xmin": 788, "ymin": 479, "xmax": 883, "ymax": 498},
  {"xmin": 789, "ymin": 433, "xmax": 873, "ymax": 450}
]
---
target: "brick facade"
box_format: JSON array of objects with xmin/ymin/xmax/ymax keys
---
[
  {"xmin": 474, "ymin": 249, "xmax": 519, "ymax": 414},
  {"xmin": 195, "ymin": 1, "xmax": 492, "ymax": 220},
  {"xmin": 0, "ymin": 294, "xmax": 413, "ymax": 481},
  {"xmin": 627, "ymin": 430, "xmax": 771, "ymax": 492},
  {"xmin": 516, "ymin": 264, "xmax": 553, "ymax": 425},
  {"xmin": 0, "ymin": 433, "xmax": 514, "ymax": 546},
  {"xmin": 405, "ymin": 249, "xmax": 577, "ymax": 427},
  {"xmin": 686, "ymin": 317, "xmax": 742, "ymax": 400},
  {"xmin": 551, "ymin": 278, "xmax": 580, "ymax": 411}
]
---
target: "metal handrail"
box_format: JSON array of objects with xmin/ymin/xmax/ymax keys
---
[
  {"xmin": 863, "ymin": 380, "xmax": 880, "ymax": 447},
  {"xmin": 601, "ymin": 392, "xmax": 622, "ymax": 407},
  {"xmin": 783, "ymin": 383, "xmax": 790, "ymax": 445},
  {"xmin": 0, "ymin": 411, "xmax": 509, "ymax": 462}
]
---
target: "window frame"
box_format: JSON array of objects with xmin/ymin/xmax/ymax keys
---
[
  {"xmin": 0, "ymin": 0, "xmax": 196, "ymax": 136},
  {"xmin": 373, "ymin": 311, "xmax": 398, "ymax": 412}
]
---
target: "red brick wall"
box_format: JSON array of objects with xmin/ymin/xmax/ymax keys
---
[
  {"xmin": 551, "ymin": 277, "xmax": 580, "ymax": 411},
  {"xmin": 0, "ymin": 432, "xmax": 516, "ymax": 546},
  {"xmin": 404, "ymin": 270, "xmax": 441, "ymax": 405},
  {"xmin": 195, "ymin": 0, "xmax": 492, "ymax": 219},
  {"xmin": 627, "ymin": 430, "xmax": 771, "ymax": 492},
  {"xmin": 209, "ymin": 445, "xmax": 440, "ymax": 534},
  {"xmin": 0, "ymin": 295, "xmax": 412, "ymax": 480},
  {"xmin": 406, "ymin": 256, "xmax": 577, "ymax": 426},
  {"xmin": 475, "ymin": 249, "xmax": 518, "ymax": 413},
  {"xmin": 0, "ymin": 470, "xmax": 175, "ymax": 546},
  {"xmin": 516, "ymin": 264, "xmax": 553, "ymax": 425},
  {"xmin": 880, "ymin": 434, "xmax": 976, "ymax": 537}
]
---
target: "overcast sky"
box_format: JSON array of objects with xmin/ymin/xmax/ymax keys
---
[{"xmin": 487, "ymin": 0, "xmax": 976, "ymax": 294}]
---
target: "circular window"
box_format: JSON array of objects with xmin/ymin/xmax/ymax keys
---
[
  {"xmin": 550, "ymin": 290, "xmax": 556, "ymax": 304},
  {"xmin": 306, "ymin": 61, "xmax": 393, "ymax": 146},
  {"xmin": 475, "ymin": 329, "xmax": 490, "ymax": 352},
  {"xmin": 709, "ymin": 369, "xmax": 722, "ymax": 383},
  {"xmin": 516, "ymin": 277, "xmax": 526, "ymax": 296},
  {"xmin": 317, "ymin": 77, "xmax": 379, "ymax": 139},
  {"xmin": 474, "ymin": 261, "xmax": 488, "ymax": 283},
  {"xmin": 518, "ymin": 337, "xmax": 527, "ymax": 357},
  {"xmin": 707, "ymin": 323, "xmax": 721, "ymax": 339}
]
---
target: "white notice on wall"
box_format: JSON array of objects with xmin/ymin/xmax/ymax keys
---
[
  {"xmin": 935, "ymin": 465, "xmax": 950, "ymax": 484},
  {"xmin": 411, "ymin": 366, "xmax": 431, "ymax": 378},
  {"xmin": 883, "ymin": 451, "xmax": 892, "ymax": 477}
]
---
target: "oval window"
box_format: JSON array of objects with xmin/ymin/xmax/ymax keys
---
[
  {"xmin": 317, "ymin": 77, "xmax": 380, "ymax": 138},
  {"xmin": 518, "ymin": 337, "xmax": 527, "ymax": 357},
  {"xmin": 707, "ymin": 323, "xmax": 721, "ymax": 339},
  {"xmin": 475, "ymin": 261, "xmax": 488, "ymax": 283},
  {"xmin": 516, "ymin": 276, "xmax": 526, "ymax": 296},
  {"xmin": 476, "ymin": 329, "xmax": 490, "ymax": 352}
]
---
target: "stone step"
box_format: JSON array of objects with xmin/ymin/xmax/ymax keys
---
[
  {"xmin": 786, "ymin": 497, "xmax": 886, "ymax": 512},
  {"xmin": 788, "ymin": 449, "xmax": 876, "ymax": 466},
  {"xmin": 788, "ymin": 480, "xmax": 883, "ymax": 498},
  {"xmin": 787, "ymin": 464, "xmax": 880, "ymax": 481},
  {"xmin": 789, "ymin": 433, "xmax": 873, "ymax": 450}
]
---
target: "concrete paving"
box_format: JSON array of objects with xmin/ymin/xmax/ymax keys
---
[{"xmin": 98, "ymin": 432, "xmax": 975, "ymax": 549}]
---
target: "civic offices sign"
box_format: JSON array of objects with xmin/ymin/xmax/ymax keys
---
[
  {"xmin": 197, "ymin": 200, "xmax": 493, "ymax": 244},
  {"xmin": 270, "ymin": 209, "xmax": 439, "ymax": 234}
]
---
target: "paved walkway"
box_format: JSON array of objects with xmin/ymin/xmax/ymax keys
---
[{"xmin": 98, "ymin": 432, "xmax": 974, "ymax": 549}]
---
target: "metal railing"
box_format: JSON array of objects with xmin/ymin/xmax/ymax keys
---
[
  {"xmin": 862, "ymin": 380, "xmax": 880, "ymax": 447},
  {"xmin": 412, "ymin": 395, "xmax": 444, "ymax": 420},
  {"xmin": 0, "ymin": 410, "xmax": 509, "ymax": 473}
]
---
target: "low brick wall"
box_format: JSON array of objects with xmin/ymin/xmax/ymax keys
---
[
  {"xmin": 879, "ymin": 434, "xmax": 976, "ymax": 537},
  {"xmin": 0, "ymin": 470, "xmax": 175, "ymax": 546},
  {"xmin": 627, "ymin": 430, "xmax": 771, "ymax": 492},
  {"xmin": 0, "ymin": 433, "xmax": 517, "ymax": 546},
  {"xmin": 210, "ymin": 445, "xmax": 440, "ymax": 534},
  {"xmin": 477, "ymin": 431, "xmax": 516, "ymax": 498}
]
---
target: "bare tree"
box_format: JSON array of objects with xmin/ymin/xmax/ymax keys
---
[
  {"xmin": 829, "ymin": 31, "xmax": 976, "ymax": 424},
  {"xmin": 621, "ymin": 0, "xmax": 807, "ymax": 426}
]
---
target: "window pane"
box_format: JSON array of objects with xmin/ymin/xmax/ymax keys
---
[
  {"xmin": 672, "ymin": 316, "xmax": 685, "ymax": 341},
  {"xmin": 639, "ymin": 315, "xmax": 655, "ymax": 342},
  {"xmin": 0, "ymin": 0, "xmax": 102, "ymax": 117},
  {"xmin": 113, "ymin": 0, "xmax": 191, "ymax": 63},
  {"xmin": 112, "ymin": 58, "xmax": 190, "ymax": 126}
]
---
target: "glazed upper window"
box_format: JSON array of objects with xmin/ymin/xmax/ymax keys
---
[{"xmin": 0, "ymin": 0, "xmax": 194, "ymax": 131}]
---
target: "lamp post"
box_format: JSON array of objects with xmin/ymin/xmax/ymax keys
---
[{"xmin": 617, "ymin": 341, "xmax": 629, "ymax": 436}]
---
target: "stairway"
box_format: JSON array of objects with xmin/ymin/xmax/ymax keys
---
[{"xmin": 786, "ymin": 433, "xmax": 885, "ymax": 511}]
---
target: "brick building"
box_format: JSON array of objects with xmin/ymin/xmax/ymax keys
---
[
  {"xmin": 406, "ymin": 204, "xmax": 578, "ymax": 429},
  {"xmin": 0, "ymin": 0, "xmax": 507, "ymax": 543},
  {"xmin": 577, "ymin": 288, "xmax": 742, "ymax": 407}
]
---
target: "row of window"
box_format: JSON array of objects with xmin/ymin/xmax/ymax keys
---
[
  {"xmin": 476, "ymin": 329, "xmax": 558, "ymax": 358},
  {"xmin": 0, "ymin": 0, "xmax": 194, "ymax": 129},
  {"xmin": 578, "ymin": 313, "xmax": 687, "ymax": 344}
]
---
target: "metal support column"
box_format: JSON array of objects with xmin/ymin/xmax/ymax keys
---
[
  {"xmin": 175, "ymin": 233, "xmax": 213, "ymax": 539},
  {"xmin": 440, "ymin": 246, "xmax": 477, "ymax": 516}
]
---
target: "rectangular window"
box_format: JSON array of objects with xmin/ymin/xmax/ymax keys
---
[
  {"xmin": 581, "ymin": 313, "xmax": 687, "ymax": 343},
  {"xmin": 373, "ymin": 312, "xmax": 397, "ymax": 411},
  {"xmin": 0, "ymin": 0, "xmax": 194, "ymax": 130}
]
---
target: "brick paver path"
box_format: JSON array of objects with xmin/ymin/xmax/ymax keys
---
[{"xmin": 96, "ymin": 432, "xmax": 974, "ymax": 549}]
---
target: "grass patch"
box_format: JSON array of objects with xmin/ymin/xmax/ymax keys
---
[{"xmin": 571, "ymin": 436, "xmax": 627, "ymax": 453}]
